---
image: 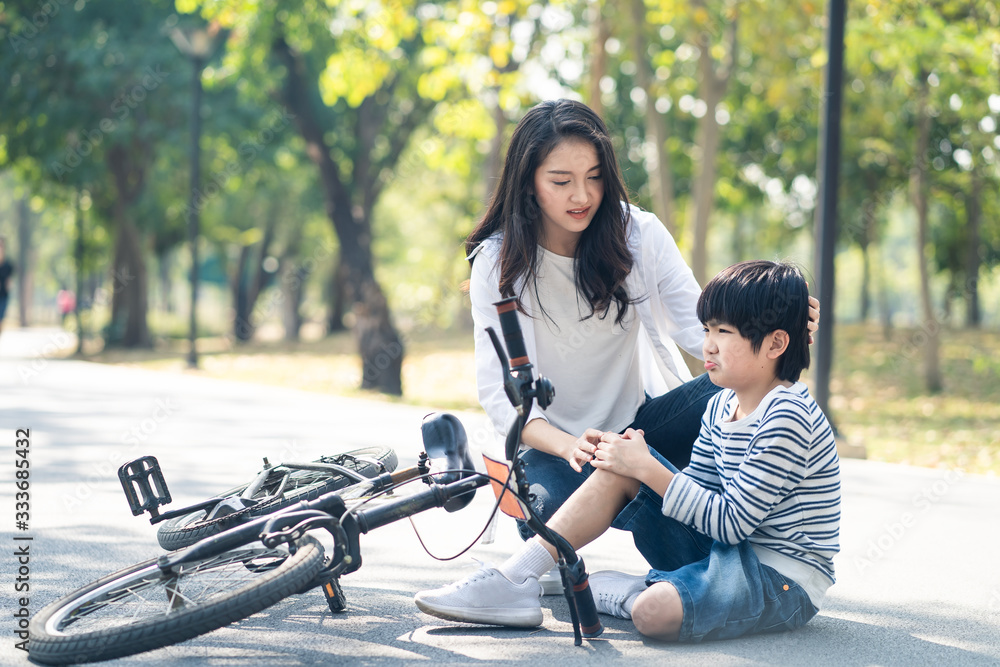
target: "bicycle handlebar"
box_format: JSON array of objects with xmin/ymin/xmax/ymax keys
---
[{"xmin": 495, "ymin": 297, "xmax": 529, "ymax": 368}]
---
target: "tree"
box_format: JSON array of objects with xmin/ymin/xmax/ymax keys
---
[
  {"xmin": 0, "ymin": 0, "xmax": 192, "ymax": 347},
  {"xmin": 628, "ymin": 0, "xmax": 676, "ymax": 233},
  {"xmin": 910, "ymin": 67, "xmax": 942, "ymax": 391},
  {"xmin": 850, "ymin": 0, "xmax": 1000, "ymax": 391},
  {"xmin": 189, "ymin": 0, "xmax": 510, "ymax": 394}
]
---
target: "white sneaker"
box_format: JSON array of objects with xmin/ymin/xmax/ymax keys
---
[
  {"xmin": 589, "ymin": 571, "xmax": 647, "ymax": 620},
  {"xmin": 415, "ymin": 565, "xmax": 543, "ymax": 627},
  {"xmin": 538, "ymin": 567, "xmax": 563, "ymax": 596}
]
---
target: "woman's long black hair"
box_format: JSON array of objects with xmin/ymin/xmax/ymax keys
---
[{"xmin": 466, "ymin": 99, "xmax": 636, "ymax": 325}]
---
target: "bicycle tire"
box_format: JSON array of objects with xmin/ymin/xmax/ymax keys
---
[
  {"xmin": 29, "ymin": 535, "xmax": 324, "ymax": 665},
  {"xmin": 156, "ymin": 446, "xmax": 397, "ymax": 550}
]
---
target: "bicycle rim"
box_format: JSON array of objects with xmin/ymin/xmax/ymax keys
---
[
  {"xmin": 29, "ymin": 536, "xmax": 324, "ymax": 665},
  {"xmin": 156, "ymin": 447, "xmax": 397, "ymax": 550}
]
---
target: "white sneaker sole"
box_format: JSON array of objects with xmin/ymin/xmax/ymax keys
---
[{"xmin": 415, "ymin": 597, "xmax": 543, "ymax": 628}]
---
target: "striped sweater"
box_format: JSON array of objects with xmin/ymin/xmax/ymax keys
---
[{"xmin": 660, "ymin": 382, "xmax": 841, "ymax": 606}]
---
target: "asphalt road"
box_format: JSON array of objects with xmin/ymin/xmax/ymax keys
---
[{"xmin": 1, "ymin": 327, "xmax": 999, "ymax": 666}]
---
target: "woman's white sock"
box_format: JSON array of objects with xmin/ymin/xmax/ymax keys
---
[{"xmin": 499, "ymin": 539, "xmax": 556, "ymax": 584}]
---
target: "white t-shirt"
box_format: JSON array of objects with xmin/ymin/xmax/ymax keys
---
[
  {"xmin": 530, "ymin": 245, "xmax": 645, "ymax": 436},
  {"xmin": 468, "ymin": 203, "xmax": 704, "ymax": 449}
]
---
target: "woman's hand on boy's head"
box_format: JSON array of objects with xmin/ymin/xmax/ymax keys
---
[{"xmin": 807, "ymin": 288, "xmax": 820, "ymax": 345}]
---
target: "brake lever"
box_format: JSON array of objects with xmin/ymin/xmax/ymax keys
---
[{"xmin": 486, "ymin": 326, "xmax": 522, "ymax": 410}]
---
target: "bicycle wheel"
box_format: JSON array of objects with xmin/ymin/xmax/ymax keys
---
[
  {"xmin": 29, "ymin": 536, "xmax": 324, "ymax": 665},
  {"xmin": 157, "ymin": 446, "xmax": 397, "ymax": 550}
]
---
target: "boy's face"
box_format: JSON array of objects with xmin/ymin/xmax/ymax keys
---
[{"xmin": 701, "ymin": 320, "xmax": 771, "ymax": 390}]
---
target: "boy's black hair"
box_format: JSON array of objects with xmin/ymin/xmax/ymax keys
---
[{"xmin": 696, "ymin": 260, "xmax": 811, "ymax": 382}]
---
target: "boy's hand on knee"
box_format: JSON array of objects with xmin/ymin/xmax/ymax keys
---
[
  {"xmin": 593, "ymin": 429, "xmax": 674, "ymax": 495},
  {"xmin": 592, "ymin": 429, "xmax": 650, "ymax": 475}
]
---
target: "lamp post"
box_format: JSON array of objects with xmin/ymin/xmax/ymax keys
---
[
  {"xmin": 812, "ymin": 0, "xmax": 846, "ymax": 428},
  {"xmin": 170, "ymin": 26, "xmax": 215, "ymax": 369}
]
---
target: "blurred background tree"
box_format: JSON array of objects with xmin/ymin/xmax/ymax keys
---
[{"xmin": 0, "ymin": 0, "xmax": 997, "ymax": 400}]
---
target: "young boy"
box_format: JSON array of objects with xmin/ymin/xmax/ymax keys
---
[{"xmin": 415, "ymin": 260, "xmax": 840, "ymax": 641}]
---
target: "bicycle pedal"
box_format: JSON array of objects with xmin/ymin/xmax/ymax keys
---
[
  {"xmin": 118, "ymin": 456, "xmax": 171, "ymax": 519},
  {"xmin": 321, "ymin": 577, "xmax": 347, "ymax": 613}
]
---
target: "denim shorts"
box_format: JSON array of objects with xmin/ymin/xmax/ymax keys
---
[{"xmin": 610, "ymin": 450, "xmax": 818, "ymax": 642}]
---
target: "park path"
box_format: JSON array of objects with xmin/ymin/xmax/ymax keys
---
[{"xmin": 1, "ymin": 326, "xmax": 999, "ymax": 666}]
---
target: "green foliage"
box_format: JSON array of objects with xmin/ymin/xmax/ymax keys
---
[
  {"xmin": 842, "ymin": 0, "xmax": 1000, "ymax": 322},
  {"xmin": 1, "ymin": 0, "xmax": 997, "ymax": 371}
]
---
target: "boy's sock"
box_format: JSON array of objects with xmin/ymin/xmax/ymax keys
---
[{"xmin": 499, "ymin": 539, "xmax": 556, "ymax": 584}]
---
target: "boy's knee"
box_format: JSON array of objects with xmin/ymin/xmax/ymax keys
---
[
  {"xmin": 588, "ymin": 468, "xmax": 640, "ymax": 499},
  {"xmin": 632, "ymin": 583, "xmax": 682, "ymax": 641}
]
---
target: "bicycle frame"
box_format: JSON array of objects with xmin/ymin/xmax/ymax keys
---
[
  {"xmin": 119, "ymin": 452, "xmax": 406, "ymax": 526},
  {"xmin": 154, "ymin": 466, "xmax": 490, "ymax": 582}
]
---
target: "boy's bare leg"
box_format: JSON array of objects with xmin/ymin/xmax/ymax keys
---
[
  {"xmin": 532, "ymin": 467, "xmax": 685, "ymax": 641},
  {"xmin": 531, "ymin": 468, "xmax": 640, "ymax": 560}
]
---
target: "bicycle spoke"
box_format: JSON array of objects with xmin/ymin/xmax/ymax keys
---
[{"xmin": 50, "ymin": 548, "xmax": 291, "ymax": 636}]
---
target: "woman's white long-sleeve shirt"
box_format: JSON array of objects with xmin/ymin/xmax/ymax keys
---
[{"xmin": 467, "ymin": 204, "xmax": 705, "ymax": 451}]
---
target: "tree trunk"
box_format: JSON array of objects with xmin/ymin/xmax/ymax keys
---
[
  {"xmin": 859, "ymin": 197, "xmax": 876, "ymax": 321},
  {"xmin": 105, "ymin": 144, "xmax": 151, "ymax": 348},
  {"xmin": 910, "ymin": 74, "xmax": 942, "ymax": 393},
  {"xmin": 484, "ymin": 96, "xmax": 506, "ymax": 204},
  {"xmin": 16, "ymin": 196, "xmax": 32, "ymax": 327},
  {"xmin": 74, "ymin": 190, "xmax": 86, "ymax": 354},
  {"xmin": 874, "ymin": 242, "xmax": 893, "ymax": 341},
  {"xmin": 157, "ymin": 251, "xmax": 173, "ymax": 314},
  {"xmin": 326, "ymin": 258, "xmax": 348, "ymax": 333},
  {"xmin": 483, "ymin": 8, "xmax": 533, "ymax": 205},
  {"xmin": 232, "ymin": 214, "xmax": 277, "ymax": 343},
  {"xmin": 275, "ymin": 35, "xmax": 404, "ymax": 395},
  {"xmin": 689, "ymin": 10, "xmax": 736, "ymax": 286},
  {"xmin": 964, "ymin": 171, "xmax": 982, "ymax": 328},
  {"xmin": 232, "ymin": 243, "xmax": 254, "ymax": 342},
  {"xmin": 630, "ymin": 0, "xmax": 676, "ymax": 234},
  {"xmin": 859, "ymin": 238, "xmax": 871, "ymax": 322},
  {"xmin": 689, "ymin": 84, "xmax": 724, "ymax": 286},
  {"xmin": 281, "ymin": 226, "xmax": 306, "ymax": 342},
  {"xmin": 107, "ymin": 215, "xmax": 151, "ymax": 348},
  {"xmin": 588, "ymin": 2, "xmax": 610, "ymax": 118},
  {"xmin": 281, "ymin": 264, "xmax": 306, "ymax": 342}
]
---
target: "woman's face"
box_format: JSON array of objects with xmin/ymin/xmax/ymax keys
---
[{"xmin": 532, "ymin": 137, "xmax": 604, "ymax": 256}]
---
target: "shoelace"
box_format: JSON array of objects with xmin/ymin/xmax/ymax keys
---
[
  {"xmin": 597, "ymin": 592, "xmax": 624, "ymax": 606},
  {"xmin": 451, "ymin": 559, "xmax": 496, "ymax": 589}
]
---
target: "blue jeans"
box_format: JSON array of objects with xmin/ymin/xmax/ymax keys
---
[
  {"xmin": 516, "ymin": 373, "xmax": 721, "ymax": 539},
  {"xmin": 611, "ymin": 452, "xmax": 818, "ymax": 641}
]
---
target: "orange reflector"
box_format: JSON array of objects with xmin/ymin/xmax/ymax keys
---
[{"xmin": 482, "ymin": 454, "xmax": 527, "ymax": 520}]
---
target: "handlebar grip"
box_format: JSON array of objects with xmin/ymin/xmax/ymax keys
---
[
  {"xmin": 566, "ymin": 559, "xmax": 603, "ymax": 639},
  {"xmin": 494, "ymin": 297, "xmax": 529, "ymax": 368}
]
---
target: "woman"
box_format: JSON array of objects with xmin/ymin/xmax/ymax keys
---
[{"xmin": 466, "ymin": 99, "xmax": 817, "ymax": 541}]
